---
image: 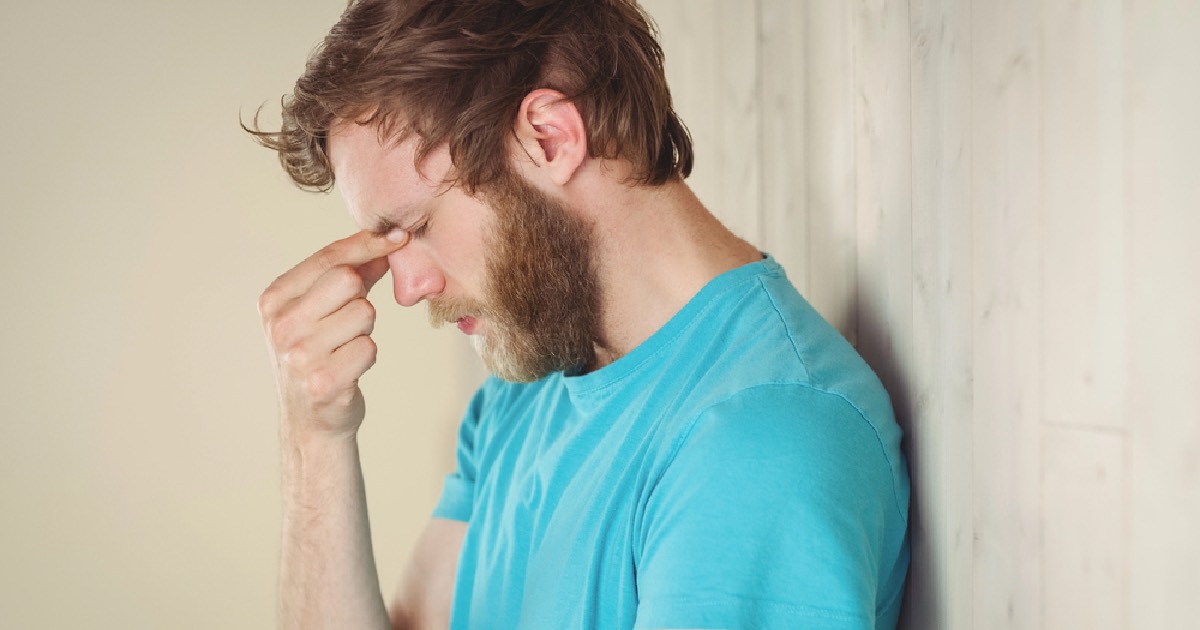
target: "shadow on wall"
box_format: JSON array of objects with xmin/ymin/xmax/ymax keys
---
[{"xmin": 853, "ymin": 296, "xmax": 938, "ymax": 630}]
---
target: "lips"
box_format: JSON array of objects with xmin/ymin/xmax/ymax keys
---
[{"xmin": 456, "ymin": 316, "xmax": 477, "ymax": 334}]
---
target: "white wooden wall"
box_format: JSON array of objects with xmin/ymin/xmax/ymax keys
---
[{"xmin": 640, "ymin": 1, "xmax": 1200, "ymax": 628}]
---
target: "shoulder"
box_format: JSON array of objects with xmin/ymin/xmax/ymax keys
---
[
  {"xmin": 666, "ymin": 261, "xmax": 901, "ymax": 462},
  {"xmin": 654, "ymin": 261, "xmax": 911, "ymax": 521},
  {"xmin": 665, "ymin": 383, "xmax": 903, "ymax": 515},
  {"xmin": 681, "ymin": 260, "xmax": 881, "ymax": 395}
]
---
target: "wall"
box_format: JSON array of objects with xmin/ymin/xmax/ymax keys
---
[
  {"xmin": 642, "ymin": 0, "xmax": 1200, "ymax": 628},
  {"xmin": 0, "ymin": 2, "xmax": 475, "ymax": 628}
]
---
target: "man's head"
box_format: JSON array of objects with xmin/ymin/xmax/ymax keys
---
[
  {"xmin": 323, "ymin": 106, "xmax": 600, "ymax": 383},
  {"xmin": 250, "ymin": 0, "xmax": 692, "ymax": 382},
  {"xmin": 247, "ymin": 0, "xmax": 693, "ymax": 194}
]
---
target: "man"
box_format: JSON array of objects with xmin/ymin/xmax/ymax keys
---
[{"xmin": 250, "ymin": 0, "xmax": 910, "ymax": 628}]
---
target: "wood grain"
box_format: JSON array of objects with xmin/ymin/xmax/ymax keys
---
[
  {"xmin": 970, "ymin": 0, "xmax": 1044, "ymax": 627},
  {"xmin": 909, "ymin": 1, "xmax": 973, "ymax": 628},
  {"xmin": 1042, "ymin": 425, "xmax": 1127, "ymax": 630},
  {"xmin": 1127, "ymin": 2, "xmax": 1200, "ymax": 627},
  {"xmin": 1039, "ymin": 0, "xmax": 1128, "ymax": 431}
]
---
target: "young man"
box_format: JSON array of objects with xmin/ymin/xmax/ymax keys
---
[{"xmin": 250, "ymin": 1, "xmax": 909, "ymax": 628}]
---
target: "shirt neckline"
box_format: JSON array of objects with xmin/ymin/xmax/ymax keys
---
[{"xmin": 562, "ymin": 255, "xmax": 778, "ymax": 398}]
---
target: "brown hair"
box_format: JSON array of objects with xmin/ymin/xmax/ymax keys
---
[{"xmin": 245, "ymin": 0, "xmax": 694, "ymax": 193}]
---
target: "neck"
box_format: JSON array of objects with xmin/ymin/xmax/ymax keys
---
[{"xmin": 575, "ymin": 178, "xmax": 762, "ymax": 368}]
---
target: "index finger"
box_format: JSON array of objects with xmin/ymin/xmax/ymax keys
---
[{"xmin": 272, "ymin": 229, "xmax": 409, "ymax": 298}]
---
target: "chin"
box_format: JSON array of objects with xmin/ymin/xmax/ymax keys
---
[{"xmin": 473, "ymin": 335, "xmax": 543, "ymax": 384}]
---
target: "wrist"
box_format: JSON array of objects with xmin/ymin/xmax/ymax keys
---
[
  {"xmin": 278, "ymin": 422, "xmax": 364, "ymax": 498},
  {"xmin": 276, "ymin": 390, "xmax": 366, "ymax": 444},
  {"xmin": 280, "ymin": 417, "xmax": 360, "ymax": 450}
]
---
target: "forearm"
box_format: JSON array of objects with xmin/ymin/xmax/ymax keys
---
[{"xmin": 278, "ymin": 429, "xmax": 393, "ymax": 630}]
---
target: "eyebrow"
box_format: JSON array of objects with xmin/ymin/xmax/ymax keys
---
[
  {"xmin": 368, "ymin": 203, "xmax": 427, "ymax": 237},
  {"xmin": 368, "ymin": 216, "xmax": 401, "ymax": 237}
]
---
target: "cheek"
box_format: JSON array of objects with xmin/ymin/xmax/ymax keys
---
[{"xmin": 427, "ymin": 206, "xmax": 494, "ymax": 286}]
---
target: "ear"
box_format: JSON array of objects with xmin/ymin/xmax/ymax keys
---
[{"xmin": 512, "ymin": 89, "xmax": 587, "ymax": 186}]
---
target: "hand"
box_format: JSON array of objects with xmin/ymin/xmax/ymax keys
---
[{"xmin": 258, "ymin": 229, "xmax": 409, "ymax": 439}]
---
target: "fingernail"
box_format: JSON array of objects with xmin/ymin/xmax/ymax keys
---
[{"xmin": 386, "ymin": 229, "xmax": 408, "ymax": 243}]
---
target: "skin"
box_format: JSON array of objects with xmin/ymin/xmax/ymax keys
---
[{"xmin": 259, "ymin": 89, "xmax": 761, "ymax": 629}]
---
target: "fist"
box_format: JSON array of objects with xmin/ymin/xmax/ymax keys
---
[{"xmin": 258, "ymin": 230, "xmax": 408, "ymax": 437}]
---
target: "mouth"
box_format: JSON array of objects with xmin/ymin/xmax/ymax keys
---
[{"xmin": 456, "ymin": 316, "xmax": 478, "ymax": 335}]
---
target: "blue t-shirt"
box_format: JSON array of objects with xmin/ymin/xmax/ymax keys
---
[{"xmin": 433, "ymin": 257, "xmax": 910, "ymax": 629}]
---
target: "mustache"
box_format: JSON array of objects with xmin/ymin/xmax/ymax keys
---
[{"xmin": 427, "ymin": 296, "xmax": 491, "ymax": 328}]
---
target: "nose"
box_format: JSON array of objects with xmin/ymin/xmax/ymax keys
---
[{"xmin": 387, "ymin": 248, "xmax": 445, "ymax": 307}]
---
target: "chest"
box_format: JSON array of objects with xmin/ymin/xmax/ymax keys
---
[{"xmin": 459, "ymin": 396, "xmax": 679, "ymax": 628}]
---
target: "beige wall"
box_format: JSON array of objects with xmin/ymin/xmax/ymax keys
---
[
  {"xmin": 0, "ymin": 2, "xmax": 477, "ymax": 628},
  {"xmin": 3, "ymin": 1, "xmax": 1198, "ymax": 629}
]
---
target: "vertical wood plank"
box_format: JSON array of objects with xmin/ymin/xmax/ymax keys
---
[
  {"xmin": 791, "ymin": 0, "xmax": 860, "ymax": 338},
  {"xmin": 1039, "ymin": 0, "xmax": 1127, "ymax": 430},
  {"xmin": 640, "ymin": 0, "xmax": 761, "ymax": 242},
  {"xmin": 1127, "ymin": 1, "xmax": 1200, "ymax": 627},
  {"xmin": 969, "ymin": 0, "xmax": 1043, "ymax": 627},
  {"xmin": 908, "ymin": 1, "xmax": 973, "ymax": 629},
  {"xmin": 758, "ymin": 0, "xmax": 810, "ymax": 298},
  {"xmin": 1042, "ymin": 426, "xmax": 1127, "ymax": 630},
  {"xmin": 852, "ymin": 3, "xmax": 914, "ymax": 415},
  {"xmin": 850, "ymin": 0, "xmax": 921, "ymax": 626}
]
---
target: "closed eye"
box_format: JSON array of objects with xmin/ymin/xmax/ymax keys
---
[{"xmin": 407, "ymin": 220, "xmax": 430, "ymax": 238}]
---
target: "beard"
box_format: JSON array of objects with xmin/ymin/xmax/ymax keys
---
[{"xmin": 427, "ymin": 172, "xmax": 601, "ymax": 383}]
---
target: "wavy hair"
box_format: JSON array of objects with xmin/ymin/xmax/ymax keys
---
[{"xmin": 244, "ymin": 0, "xmax": 694, "ymax": 193}]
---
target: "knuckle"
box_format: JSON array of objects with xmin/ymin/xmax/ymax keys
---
[
  {"xmin": 361, "ymin": 336, "xmax": 378, "ymax": 359},
  {"xmin": 312, "ymin": 249, "xmax": 337, "ymax": 275},
  {"xmin": 336, "ymin": 266, "xmax": 366, "ymax": 294},
  {"xmin": 281, "ymin": 341, "xmax": 314, "ymax": 370},
  {"xmin": 346, "ymin": 334, "xmax": 377, "ymax": 360},
  {"xmin": 352, "ymin": 336, "xmax": 379, "ymax": 368},
  {"xmin": 258, "ymin": 286, "xmax": 281, "ymax": 319},
  {"xmin": 353, "ymin": 298, "xmax": 376, "ymax": 321},
  {"xmin": 266, "ymin": 314, "xmax": 296, "ymax": 348},
  {"xmin": 304, "ymin": 369, "xmax": 336, "ymax": 402}
]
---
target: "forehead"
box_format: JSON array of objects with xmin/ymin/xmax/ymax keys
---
[{"xmin": 326, "ymin": 120, "xmax": 453, "ymax": 230}]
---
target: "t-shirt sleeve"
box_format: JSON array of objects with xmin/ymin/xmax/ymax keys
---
[
  {"xmin": 430, "ymin": 379, "xmax": 492, "ymax": 523},
  {"xmin": 633, "ymin": 384, "xmax": 909, "ymax": 630}
]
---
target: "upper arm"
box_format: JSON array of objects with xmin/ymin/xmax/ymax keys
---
[
  {"xmin": 388, "ymin": 517, "xmax": 467, "ymax": 630},
  {"xmin": 390, "ymin": 382, "xmax": 495, "ymax": 628},
  {"xmin": 634, "ymin": 385, "xmax": 908, "ymax": 629}
]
